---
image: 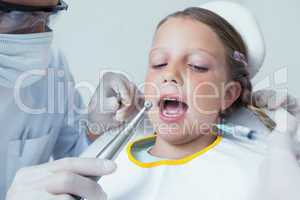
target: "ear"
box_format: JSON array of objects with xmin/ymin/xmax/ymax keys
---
[{"xmin": 222, "ymin": 81, "xmax": 242, "ymax": 111}]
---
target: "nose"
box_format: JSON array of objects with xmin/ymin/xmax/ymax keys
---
[{"xmin": 162, "ymin": 66, "xmax": 183, "ymax": 85}]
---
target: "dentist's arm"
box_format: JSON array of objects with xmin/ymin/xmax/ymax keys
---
[
  {"xmin": 257, "ymin": 109, "xmax": 300, "ymax": 200},
  {"xmin": 6, "ymin": 158, "xmax": 116, "ymax": 200}
]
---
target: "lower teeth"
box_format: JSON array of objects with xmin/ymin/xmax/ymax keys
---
[
  {"xmin": 163, "ymin": 110, "xmax": 177, "ymax": 116},
  {"xmin": 159, "ymin": 99, "xmax": 188, "ymax": 117}
]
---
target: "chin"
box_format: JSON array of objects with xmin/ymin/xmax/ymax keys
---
[{"xmin": 154, "ymin": 121, "xmax": 202, "ymax": 145}]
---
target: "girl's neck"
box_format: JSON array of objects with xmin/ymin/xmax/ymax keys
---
[{"xmin": 149, "ymin": 133, "xmax": 217, "ymax": 160}]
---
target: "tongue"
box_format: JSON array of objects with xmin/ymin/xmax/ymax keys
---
[{"xmin": 164, "ymin": 101, "xmax": 185, "ymax": 115}]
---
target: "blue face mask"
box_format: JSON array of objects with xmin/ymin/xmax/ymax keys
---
[{"xmin": 0, "ymin": 32, "xmax": 53, "ymax": 88}]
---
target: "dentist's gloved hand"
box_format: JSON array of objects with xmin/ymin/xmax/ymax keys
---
[
  {"xmin": 6, "ymin": 158, "xmax": 117, "ymax": 200},
  {"xmin": 257, "ymin": 109, "xmax": 300, "ymax": 200},
  {"xmin": 88, "ymin": 72, "xmax": 144, "ymax": 136},
  {"xmin": 253, "ymin": 89, "xmax": 300, "ymax": 121}
]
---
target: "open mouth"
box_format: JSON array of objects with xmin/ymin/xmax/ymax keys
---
[{"xmin": 158, "ymin": 96, "xmax": 189, "ymax": 123}]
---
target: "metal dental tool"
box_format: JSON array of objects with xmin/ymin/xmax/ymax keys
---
[{"xmin": 75, "ymin": 101, "xmax": 152, "ymax": 200}]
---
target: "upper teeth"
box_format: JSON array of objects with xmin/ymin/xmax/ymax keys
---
[{"xmin": 163, "ymin": 97, "xmax": 178, "ymax": 101}]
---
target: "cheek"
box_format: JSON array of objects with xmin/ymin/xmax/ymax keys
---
[
  {"xmin": 144, "ymin": 70, "xmax": 159, "ymax": 101},
  {"xmin": 187, "ymin": 76, "xmax": 225, "ymax": 115}
]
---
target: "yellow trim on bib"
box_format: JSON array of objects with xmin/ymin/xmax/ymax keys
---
[{"xmin": 127, "ymin": 134, "xmax": 222, "ymax": 168}]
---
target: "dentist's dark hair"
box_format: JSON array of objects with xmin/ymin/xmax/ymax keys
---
[{"xmin": 156, "ymin": 7, "xmax": 253, "ymax": 116}]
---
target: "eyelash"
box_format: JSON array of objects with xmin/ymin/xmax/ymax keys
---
[
  {"xmin": 151, "ymin": 63, "xmax": 167, "ymax": 69},
  {"xmin": 188, "ymin": 64, "xmax": 208, "ymax": 72},
  {"xmin": 151, "ymin": 63, "xmax": 209, "ymax": 73}
]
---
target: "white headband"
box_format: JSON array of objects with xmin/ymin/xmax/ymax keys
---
[{"xmin": 199, "ymin": 1, "xmax": 265, "ymax": 79}]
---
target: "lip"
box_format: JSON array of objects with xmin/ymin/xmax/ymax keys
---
[{"xmin": 158, "ymin": 94, "xmax": 188, "ymax": 123}]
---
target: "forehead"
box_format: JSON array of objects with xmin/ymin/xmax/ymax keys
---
[{"xmin": 152, "ymin": 17, "xmax": 226, "ymax": 59}]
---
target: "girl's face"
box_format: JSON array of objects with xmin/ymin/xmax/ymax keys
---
[{"xmin": 144, "ymin": 17, "xmax": 241, "ymax": 145}]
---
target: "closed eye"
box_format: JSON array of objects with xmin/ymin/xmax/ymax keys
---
[
  {"xmin": 152, "ymin": 63, "xmax": 168, "ymax": 69},
  {"xmin": 188, "ymin": 64, "xmax": 209, "ymax": 72}
]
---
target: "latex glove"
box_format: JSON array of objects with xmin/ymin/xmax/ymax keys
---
[
  {"xmin": 6, "ymin": 158, "xmax": 117, "ymax": 200},
  {"xmin": 253, "ymin": 89, "xmax": 300, "ymax": 121},
  {"xmin": 257, "ymin": 109, "xmax": 300, "ymax": 200},
  {"xmin": 88, "ymin": 72, "xmax": 144, "ymax": 136}
]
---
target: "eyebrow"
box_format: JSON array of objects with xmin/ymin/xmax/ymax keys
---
[
  {"xmin": 188, "ymin": 48, "xmax": 218, "ymax": 60},
  {"xmin": 149, "ymin": 48, "xmax": 167, "ymax": 56},
  {"xmin": 149, "ymin": 47, "xmax": 218, "ymax": 59}
]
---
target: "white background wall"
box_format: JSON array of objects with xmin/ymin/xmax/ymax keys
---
[{"xmin": 53, "ymin": 0, "xmax": 300, "ymax": 103}]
